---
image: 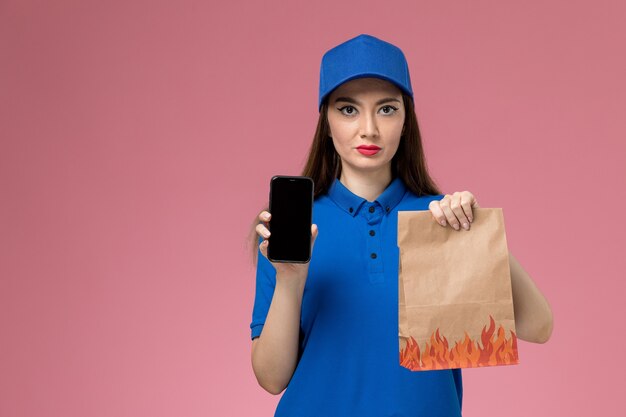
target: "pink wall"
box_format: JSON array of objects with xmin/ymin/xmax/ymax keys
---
[{"xmin": 1, "ymin": 0, "xmax": 624, "ymax": 415}]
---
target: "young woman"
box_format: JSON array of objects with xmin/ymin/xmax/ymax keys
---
[{"xmin": 249, "ymin": 34, "xmax": 553, "ymax": 416}]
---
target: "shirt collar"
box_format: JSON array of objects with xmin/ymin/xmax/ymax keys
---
[{"xmin": 327, "ymin": 176, "xmax": 407, "ymax": 217}]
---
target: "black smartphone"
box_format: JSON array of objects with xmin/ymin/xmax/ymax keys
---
[{"xmin": 267, "ymin": 175, "xmax": 314, "ymax": 263}]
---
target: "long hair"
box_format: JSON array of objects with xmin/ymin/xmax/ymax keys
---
[{"xmin": 247, "ymin": 93, "xmax": 442, "ymax": 264}]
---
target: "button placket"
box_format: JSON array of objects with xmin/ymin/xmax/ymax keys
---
[{"xmin": 364, "ymin": 203, "xmax": 384, "ymax": 283}]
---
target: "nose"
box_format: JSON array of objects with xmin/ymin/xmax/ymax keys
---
[{"xmin": 359, "ymin": 111, "xmax": 379, "ymax": 138}]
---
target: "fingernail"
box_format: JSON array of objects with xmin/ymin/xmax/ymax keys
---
[
  {"xmin": 453, "ymin": 223, "xmax": 460, "ymax": 230},
  {"xmin": 440, "ymin": 220, "xmax": 447, "ymax": 226},
  {"xmin": 462, "ymin": 222, "xmax": 469, "ymax": 230},
  {"xmin": 468, "ymin": 217, "xmax": 473, "ymax": 223}
]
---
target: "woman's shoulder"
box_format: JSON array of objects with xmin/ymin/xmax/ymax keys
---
[
  {"xmin": 400, "ymin": 189, "xmax": 444, "ymax": 210},
  {"xmin": 312, "ymin": 193, "xmax": 340, "ymax": 215}
]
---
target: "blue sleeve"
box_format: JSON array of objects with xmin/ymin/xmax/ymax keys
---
[{"xmin": 250, "ymin": 235, "xmax": 277, "ymax": 340}]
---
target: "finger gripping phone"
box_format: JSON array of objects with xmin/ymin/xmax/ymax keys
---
[{"xmin": 268, "ymin": 175, "xmax": 314, "ymax": 263}]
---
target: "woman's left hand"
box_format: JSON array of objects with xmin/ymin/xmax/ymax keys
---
[{"xmin": 428, "ymin": 191, "xmax": 480, "ymax": 231}]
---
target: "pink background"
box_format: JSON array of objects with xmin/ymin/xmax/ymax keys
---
[{"xmin": 1, "ymin": 0, "xmax": 625, "ymax": 415}]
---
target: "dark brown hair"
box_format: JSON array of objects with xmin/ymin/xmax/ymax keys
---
[{"xmin": 247, "ymin": 93, "xmax": 442, "ymax": 264}]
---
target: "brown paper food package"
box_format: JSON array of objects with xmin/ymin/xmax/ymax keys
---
[{"xmin": 398, "ymin": 208, "xmax": 520, "ymax": 371}]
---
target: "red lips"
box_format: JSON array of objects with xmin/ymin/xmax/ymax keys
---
[{"xmin": 356, "ymin": 145, "xmax": 381, "ymax": 156}]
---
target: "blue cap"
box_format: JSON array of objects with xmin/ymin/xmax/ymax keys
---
[{"xmin": 318, "ymin": 34, "xmax": 414, "ymax": 111}]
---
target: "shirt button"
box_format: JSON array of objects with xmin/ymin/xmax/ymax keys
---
[
  {"xmin": 369, "ymin": 230, "xmax": 375, "ymax": 236},
  {"xmin": 349, "ymin": 207, "xmax": 353, "ymax": 213},
  {"xmin": 369, "ymin": 206, "xmax": 375, "ymax": 213},
  {"xmin": 370, "ymin": 253, "xmax": 377, "ymax": 259},
  {"xmin": 386, "ymin": 206, "xmax": 390, "ymax": 213}
]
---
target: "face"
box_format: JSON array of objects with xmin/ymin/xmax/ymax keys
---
[{"xmin": 326, "ymin": 77, "xmax": 405, "ymax": 178}]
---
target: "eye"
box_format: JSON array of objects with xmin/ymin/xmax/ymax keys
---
[
  {"xmin": 379, "ymin": 105, "xmax": 398, "ymax": 115},
  {"xmin": 338, "ymin": 105, "xmax": 357, "ymax": 116}
]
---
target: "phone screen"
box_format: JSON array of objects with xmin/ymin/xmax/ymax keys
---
[{"xmin": 268, "ymin": 176, "xmax": 314, "ymax": 263}]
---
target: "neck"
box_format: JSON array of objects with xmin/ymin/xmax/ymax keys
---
[{"xmin": 339, "ymin": 164, "xmax": 393, "ymax": 202}]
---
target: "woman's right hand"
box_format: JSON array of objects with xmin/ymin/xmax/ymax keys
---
[{"xmin": 256, "ymin": 210, "xmax": 319, "ymax": 282}]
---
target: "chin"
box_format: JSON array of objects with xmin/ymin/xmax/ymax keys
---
[{"xmin": 344, "ymin": 159, "xmax": 393, "ymax": 173}]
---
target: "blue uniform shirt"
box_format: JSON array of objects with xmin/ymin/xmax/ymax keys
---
[{"xmin": 251, "ymin": 177, "xmax": 463, "ymax": 417}]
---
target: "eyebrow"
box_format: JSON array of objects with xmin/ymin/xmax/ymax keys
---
[{"xmin": 333, "ymin": 96, "xmax": 402, "ymax": 106}]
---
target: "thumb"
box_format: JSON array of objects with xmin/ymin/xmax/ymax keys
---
[{"xmin": 310, "ymin": 224, "xmax": 319, "ymax": 250}]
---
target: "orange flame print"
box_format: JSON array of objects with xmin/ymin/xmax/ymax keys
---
[{"xmin": 400, "ymin": 315, "xmax": 519, "ymax": 371}]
